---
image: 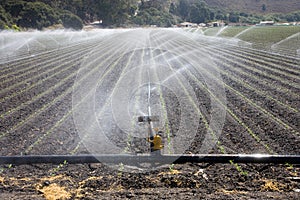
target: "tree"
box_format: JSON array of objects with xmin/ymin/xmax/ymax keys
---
[
  {"xmin": 61, "ymin": 10, "xmax": 83, "ymax": 30},
  {"xmin": 169, "ymin": 2, "xmax": 177, "ymax": 15},
  {"xmin": 0, "ymin": 5, "xmax": 12, "ymax": 29},
  {"xmin": 262, "ymin": 4, "xmax": 266, "ymax": 12},
  {"xmin": 133, "ymin": 7, "xmax": 175, "ymax": 27},
  {"xmin": 18, "ymin": 2, "xmax": 59, "ymax": 30},
  {"xmin": 178, "ymin": 0, "xmax": 190, "ymax": 21},
  {"xmin": 189, "ymin": 1, "xmax": 211, "ymax": 23},
  {"xmin": 229, "ymin": 12, "xmax": 239, "ymax": 23}
]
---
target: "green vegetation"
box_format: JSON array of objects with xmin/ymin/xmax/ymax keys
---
[
  {"xmin": 229, "ymin": 160, "xmax": 248, "ymax": 176},
  {"xmin": 203, "ymin": 25, "xmax": 300, "ymax": 55},
  {"xmin": 1, "ymin": 0, "xmax": 300, "ymax": 30},
  {"xmin": 0, "ymin": 0, "xmax": 84, "ymax": 30},
  {"xmin": 203, "ymin": 27, "xmax": 222, "ymax": 36},
  {"xmin": 203, "ymin": 0, "xmax": 300, "ymax": 14},
  {"xmin": 50, "ymin": 160, "xmax": 68, "ymax": 176},
  {"xmin": 237, "ymin": 26, "xmax": 300, "ymax": 50},
  {"xmin": 218, "ymin": 26, "xmax": 249, "ymax": 37},
  {"xmin": 133, "ymin": 7, "xmax": 175, "ymax": 27}
]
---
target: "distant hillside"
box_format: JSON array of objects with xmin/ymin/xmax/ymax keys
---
[{"xmin": 203, "ymin": 0, "xmax": 300, "ymax": 14}]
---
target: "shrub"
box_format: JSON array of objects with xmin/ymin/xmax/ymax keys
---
[
  {"xmin": 60, "ymin": 11, "xmax": 83, "ymax": 30},
  {"xmin": 18, "ymin": 2, "xmax": 59, "ymax": 30}
]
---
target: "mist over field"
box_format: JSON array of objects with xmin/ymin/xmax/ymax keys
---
[{"xmin": 0, "ymin": 1, "xmax": 300, "ymax": 199}]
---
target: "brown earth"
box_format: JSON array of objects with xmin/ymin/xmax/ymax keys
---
[
  {"xmin": 0, "ymin": 162, "xmax": 299, "ymax": 199},
  {"xmin": 0, "ymin": 29, "xmax": 299, "ymax": 199}
]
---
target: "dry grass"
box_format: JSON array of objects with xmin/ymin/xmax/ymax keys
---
[
  {"xmin": 220, "ymin": 189, "xmax": 248, "ymax": 195},
  {"xmin": 260, "ymin": 180, "xmax": 285, "ymax": 192},
  {"xmin": 39, "ymin": 183, "xmax": 72, "ymax": 200},
  {"xmin": 0, "ymin": 177, "xmax": 5, "ymax": 185},
  {"xmin": 158, "ymin": 169, "xmax": 181, "ymax": 176}
]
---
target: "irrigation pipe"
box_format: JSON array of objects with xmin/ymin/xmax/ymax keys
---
[{"xmin": 0, "ymin": 154, "xmax": 299, "ymax": 165}]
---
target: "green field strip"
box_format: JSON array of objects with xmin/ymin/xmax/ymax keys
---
[
  {"xmin": 237, "ymin": 26, "xmax": 300, "ymax": 46},
  {"xmin": 25, "ymin": 41, "xmax": 137, "ymax": 154},
  {"xmin": 165, "ymin": 38, "xmax": 277, "ymax": 154},
  {"xmin": 218, "ymin": 26, "xmax": 249, "ymax": 38},
  {"xmin": 203, "ymin": 27, "xmax": 222, "ymax": 36},
  {"xmin": 0, "ymin": 41, "xmax": 130, "ymax": 141},
  {"xmin": 171, "ymin": 39, "xmax": 299, "ymax": 137}
]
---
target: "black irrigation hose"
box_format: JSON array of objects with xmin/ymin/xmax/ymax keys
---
[{"xmin": 0, "ymin": 154, "xmax": 300, "ymax": 165}]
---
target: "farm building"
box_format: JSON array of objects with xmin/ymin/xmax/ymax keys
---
[
  {"xmin": 177, "ymin": 22, "xmax": 198, "ymax": 28},
  {"xmin": 258, "ymin": 21, "xmax": 275, "ymax": 26},
  {"xmin": 208, "ymin": 21, "xmax": 226, "ymax": 27}
]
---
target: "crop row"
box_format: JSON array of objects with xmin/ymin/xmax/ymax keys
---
[
  {"xmin": 184, "ymin": 34, "xmax": 300, "ymax": 127},
  {"xmin": 1, "ymin": 29, "xmax": 299, "ymax": 158},
  {"xmin": 0, "ymin": 36, "xmax": 133, "ymax": 155},
  {"xmin": 152, "ymin": 29, "xmax": 300, "ymax": 154},
  {"xmin": 26, "ymin": 33, "xmax": 147, "ymax": 155},
  {"xmin": 150, "ymin": 31, "xmax": 270, "ymax": 155}
]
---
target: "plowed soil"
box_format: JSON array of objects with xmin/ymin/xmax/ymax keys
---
[{"xmin": 0, "ymin": 29, "xmax": 299, "ymax": 199}]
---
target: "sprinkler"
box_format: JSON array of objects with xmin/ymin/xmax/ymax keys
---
[{"xmin": 137, "ymin": 70, "xmax": 164, "ymax": 155}]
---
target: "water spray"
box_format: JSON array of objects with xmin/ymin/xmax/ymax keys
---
[{"xmin": 137, "ymin": 69, "xmax": 163, "ymax": 154}]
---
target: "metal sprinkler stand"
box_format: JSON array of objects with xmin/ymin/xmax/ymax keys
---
[{"xmin": 137, "ymin": 72, "xmax": 163, "ymax": 155}]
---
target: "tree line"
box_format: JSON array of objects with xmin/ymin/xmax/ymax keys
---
[{"xmin": 1, "ymin": 0, "xmax": 299, "ymax": 30}]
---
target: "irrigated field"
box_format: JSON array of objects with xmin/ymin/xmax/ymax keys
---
[
  {"xmin": 203, "ymin": 25, "xmax": 300, "ymax": 57},
  {"xmin": 0, "ymin": 28, "xmax": 299, "ymax": 199}
]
